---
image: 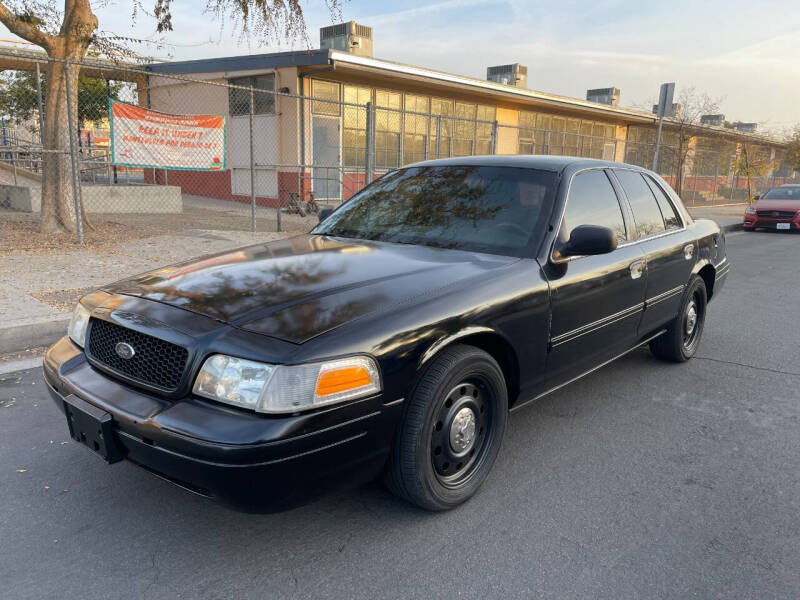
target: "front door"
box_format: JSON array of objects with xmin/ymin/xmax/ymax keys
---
[
  {"xmin": 312, "ymin": 115, "xmax": 341, "ymax": 201},
  {"xmin": 545, "ymin": 169, "xmax": 647, "ymax": 387}
]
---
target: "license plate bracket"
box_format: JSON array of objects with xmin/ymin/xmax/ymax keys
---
[{"xmin": 63, "ymin": 394, "xmax": 123, "ymax": 463}]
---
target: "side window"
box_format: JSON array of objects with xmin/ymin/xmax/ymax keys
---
[
  {"xmin": 615, "ymin": 170, "xmax": 666, "ymax": 238},
  {"xmin": 644, "ymin": 175, "xmax": 682, "ymax": 230},
  {"xmin": 562, "ymin": 170, "xmax": 627, "ymax": 244},
  {"xmin": 228, "ymin": 74, "xmax": 276, "ymax": 116}
]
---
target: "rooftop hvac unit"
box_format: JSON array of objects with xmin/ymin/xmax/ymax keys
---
[
  {"xmin": 586, "ymin": 87, "xmax": 620, "ymax": 107},
  {"xmin": 320, "ymin": 21, "xmax": 373, "ymax": 57},
  {"xmin": 486, "ymin": 64, "xmax": 528, "ymax": 88}
]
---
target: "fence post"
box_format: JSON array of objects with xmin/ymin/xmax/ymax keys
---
[
  {"xmin": 365, "ymin": 101, "xmax": 375, "ymax": 185},
  {"xmin": 35, "ymin": 62, "xmax": 45, "ymax": 144},
  {"xmin": 64, "ymin": 60, "xmax": 84, "ymax": 245},
  {"xmin": 248, "ymin": 85, "xmax": 257, "ymax": 232},
  {"xmin": 435, "ymin": 115, "xmax": 442, "ymax": 159},
  {"xmin": 491, "ymin": 120, "xmax": 499, "ymax": 155}
]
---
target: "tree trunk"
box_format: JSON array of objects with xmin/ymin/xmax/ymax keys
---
[
  {"xmin": 40, "ymin": 57, "xmax": 81, "ymax": 233},
  {"xmin": 36, "ymin": 0, "xmax": 97, "ymax": 234}
]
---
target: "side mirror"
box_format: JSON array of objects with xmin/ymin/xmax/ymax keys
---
[
  {"xmin": 318, "ymin": 207, "xmax": 334, "ymax": 223},
  {"xmin": 560, "ymin": 225, "xmax": 617, "ymax": 258},
  {"xmin": 753, "ymin": 195, "xmax": 760, "ymax": 201}
]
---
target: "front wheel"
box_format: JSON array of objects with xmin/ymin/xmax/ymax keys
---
[
  {"xmin": 650, "ymin": 275, "xmax": 707, "ymax": 362},
  {"xmin": 384, "ymin": 344, "xmax": 508, "ymax": 511}
]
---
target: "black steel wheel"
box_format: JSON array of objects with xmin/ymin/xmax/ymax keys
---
[
  {"xmin": 650, "ymin": 275, "xmax": 707, "ymax": 362},
  {"xmin": 384, "ymin": 344, "xmax": 508, "ymax": 511}
]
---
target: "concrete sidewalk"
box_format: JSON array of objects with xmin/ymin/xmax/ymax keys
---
[
  {"xmin": 687, "ymin": 203, "xmax": 746, "ymax": 231},
  {"xmin": 0, "ymin": 204, "xmax": 747, "ymax": 355},
  {"xmin": 0, "ymin": 228, "xmax": 296, "ymax": 354}
]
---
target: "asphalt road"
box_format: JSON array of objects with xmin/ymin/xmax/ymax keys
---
[{"xmin": 1, "ymin": 229, "xmax": 799, "ymax": 600}]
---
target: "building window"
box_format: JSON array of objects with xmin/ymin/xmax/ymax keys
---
[
  {"xmin": 343, "ymin": 85, "xmax": 371, "ymax": 167},
  {"xmin": 228, "ymin": 74, "xmax": 275, "ymax": 116},
  {"xmin": 430, "ymin": 98, "xmax": 453, "ymax": 158},
  {"xmin": 453, "ymin": 102, "xmax": 476, "ymax": 156},
  {"xmin": 476, "ymin": 105, "xmax": 495, "ymax": 155},
  {"xmin": 404, "ymin": 94, "xmax": 429, "ymax": 165},
  {"xmin": 375, "ymin": 90, "xmax": 402, "ymax": 169},
  {"xmin": 311, "ymin": 80, "xmax": 340, "ymax": 115},
  {"xmin": 518, "ymin": 111, "xmax": 538, "ymax": 154},
  {"xmin": 519, "ymin": 112, "xmax": 615, "ymax": 158}
]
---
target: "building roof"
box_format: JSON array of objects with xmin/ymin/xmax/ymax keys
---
[
  {"xmin": 146, "ymin": 48, "xmax": 786, "ymax": 147},
  {"xmin": 146, "ymin": 48, "xmax": 331, "ymax": 74}
]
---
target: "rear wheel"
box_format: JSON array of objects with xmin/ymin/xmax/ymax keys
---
[
  {"xmin": 650, "ymin": 275, "xmax": 707, "ymax": 362},
  {"xmin": 384, "ymin": 344, "xmax": 507, "ymax": 511}
]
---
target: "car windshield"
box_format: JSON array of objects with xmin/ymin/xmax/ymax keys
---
[
  {"xmin": 313, "ymin": 165, "xmax": 557, "ymax": 255},
  {"xmin": 762, "ymin": 186, "xmax": 800, "ymax": 200}
]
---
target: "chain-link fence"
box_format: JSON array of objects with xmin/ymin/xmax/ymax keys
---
[{"xmin": 1, "ymin": 50, "xmax": 796, "ymax": 245}]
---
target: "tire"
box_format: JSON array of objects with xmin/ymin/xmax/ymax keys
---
[
  {"xmin": 384, "ymin": 344, "xmax": 508, "ymax": 511},
  {"xmin": 650, "ymin": 275, "xmax": 707, "ymax": 362}
]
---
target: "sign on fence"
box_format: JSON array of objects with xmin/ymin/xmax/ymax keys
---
[{"xmin": 109, "ymin": 100, "xmax": 226, "ymax": 171}]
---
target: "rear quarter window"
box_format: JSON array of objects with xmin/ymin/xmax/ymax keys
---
[{"xmin": 644, "ymin": 175, "xmax": 682, "ymax": 230}]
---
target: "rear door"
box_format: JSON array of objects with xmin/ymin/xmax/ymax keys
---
[
  {"xmin": 611, "ymin": 169, "xmax": 695, "ymax": 335},
  {"xmin": 544, "ymin": 168, "xmax": 647, "ymax": 386}
]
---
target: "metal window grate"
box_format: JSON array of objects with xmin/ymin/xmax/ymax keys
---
[{"xmin": 87, "ymin": 318, "xmax": 188, "ymax": 392}]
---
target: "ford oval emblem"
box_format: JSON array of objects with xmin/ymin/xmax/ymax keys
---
[{"xmin": 115, "ymin": 342, "xmax": 136, "ymax": 360}]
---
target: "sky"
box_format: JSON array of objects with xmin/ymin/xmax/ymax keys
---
[{"xmin": 2, "ymin": 0, "xmax": 798, "ymax": 130}]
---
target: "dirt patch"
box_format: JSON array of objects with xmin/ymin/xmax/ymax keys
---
[
  {"xmin": 29, "ymin": 287, "xmax": 98, "ymax": 313},
  {"xmin": 0, "ymin": 218, "xmax": 160, "ymax": 255}
]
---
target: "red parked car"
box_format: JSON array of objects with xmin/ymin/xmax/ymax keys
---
[{"xmin": 743, "ymin": 185, "xmax": 800, "ymax": 231}]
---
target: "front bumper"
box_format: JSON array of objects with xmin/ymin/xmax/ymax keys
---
[
  {"xmin": 743, "ymin": 217, "xmax": 799, "ymax": 230},
  {"xmin": 44, "ymin": 336, "xmax": 403, "ymax": 512}
]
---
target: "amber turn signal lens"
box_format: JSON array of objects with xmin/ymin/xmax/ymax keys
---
[{"xmin": 315, "ymin": 366, "xmax": 372, "ymax": 397}]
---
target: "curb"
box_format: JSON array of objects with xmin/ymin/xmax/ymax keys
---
[{"xmin": 0, "ymin": 316, "xmax": 70, "ymax": 356}]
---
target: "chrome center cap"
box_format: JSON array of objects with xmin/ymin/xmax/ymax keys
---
[
  {"xmin": 449, "ymin": 407, "xmax": 477, "ymax": 453},
  {"xmin": 685, "ymin": 303, "xmax": 698, "ymax": 335}
]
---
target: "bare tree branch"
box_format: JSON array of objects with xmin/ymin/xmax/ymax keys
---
[{"xmin": 0, "ymin": 1, "xmax": 54, "ymax": 50}]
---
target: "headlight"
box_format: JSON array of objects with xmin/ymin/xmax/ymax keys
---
[
  {"xmin": 746, "ymin": 205, "xmax": 756, "ymax": 215},
  {"xmin": 193, "ymin": 354, "xmax": 381, "ymax": 413},
  {"xmin": 68, "ymin": 303, "xmax": 91, "ymax": 348}
]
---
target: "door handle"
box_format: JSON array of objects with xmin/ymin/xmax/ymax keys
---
[{"xmin": 629, "ymin": 260, "xmax": 645, "ymax": 279}]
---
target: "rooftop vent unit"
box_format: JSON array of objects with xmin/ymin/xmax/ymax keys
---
[
  {"xmin": 586, "ymin": 87, "xmax": 620, "ymax": 106},
  {"xmin": 734, "ymin": 122, "xmax": 758, "ymax": 133},
  {"xmin": 320, "ymin": 21, "xmax": 373, "ymax": 57},
  {"xmin": 486, "ymin": 63, "xmax": 528, "ymax": 88},
  {"xmin": 700, "ymin": 114, "xmax": 726, "ymax": 127}
]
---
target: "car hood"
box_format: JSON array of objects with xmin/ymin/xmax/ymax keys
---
[
  {"xmin": 752, "ymin": 199, "xmax": 800, "ymax": 212},
  {"xmin": 105, "ymin": 234, "xmax": 516, "ymax": 344}
]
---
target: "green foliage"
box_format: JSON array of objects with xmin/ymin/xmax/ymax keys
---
[{"xmin": 0, "ymin": 70, "xmax": 125, "ymax": 127}]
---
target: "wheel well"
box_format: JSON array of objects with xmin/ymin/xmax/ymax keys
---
[
  {"xmin": 697, "ymin": 264, "xmax": 716, "ymax": 300},
  {"xmin": 446, "ymin": 332, "xmax": 520, "ymax": 409}
]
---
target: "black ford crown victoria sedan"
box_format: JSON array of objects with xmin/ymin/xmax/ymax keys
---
[{"xmin": 44, "ymin": 156, "xmax": 729, "ymax": 512}]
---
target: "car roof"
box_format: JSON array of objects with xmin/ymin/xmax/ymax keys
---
[{"xmin": 405, "ymin": 154, "xmax": 648, "ymax": 173}]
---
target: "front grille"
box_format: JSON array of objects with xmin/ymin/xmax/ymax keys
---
[
  {"xmin": 756, "ymin": 210, "xmax": 796, "ymax": 219},
  {"xmin": 87, "ymin": 318, "xmax": 188, "ymax": 391}
]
